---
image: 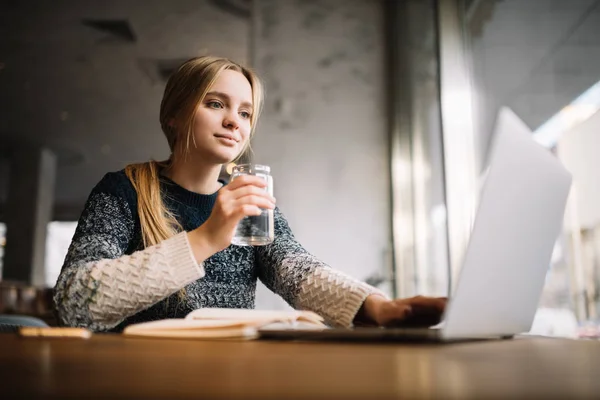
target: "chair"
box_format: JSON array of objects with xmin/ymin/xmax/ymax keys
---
[{"xmin": 0, "ymin": 315, "xmax": 49, "ymax": 333}]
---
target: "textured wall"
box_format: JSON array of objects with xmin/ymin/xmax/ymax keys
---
[
  {"xmin": 251, "ymin": 0, "xmax": 392, "ymax": 309},
  {"xmin": 0, "ymin": 0, "xmax": 392, "ymax": 302},
  {"xmin": 0, "ymin": 0, "xmax": 250, "ymax": 213}
]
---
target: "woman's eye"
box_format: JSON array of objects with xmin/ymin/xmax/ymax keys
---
[
  {"xmin": 240, "ymin": 111, "xmax": 251, "ymax": 119},
  {"xmin": 207, "ymin": 101, "xmax": 223, "ymax": 109}
]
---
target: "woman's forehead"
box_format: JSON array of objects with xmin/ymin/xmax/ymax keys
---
[{"xmin": 209, "ymin": 70, "xmax": 253, "ymax": 104}]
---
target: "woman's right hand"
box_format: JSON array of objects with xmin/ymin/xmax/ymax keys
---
[{"xmin": 187, "ymin": 175, "xmax": 276, "ymax": 262}]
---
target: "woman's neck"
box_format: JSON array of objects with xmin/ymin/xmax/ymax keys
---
[{"xmin": 163, "ymin": 157, "xmax": 223, "ymax": 195}]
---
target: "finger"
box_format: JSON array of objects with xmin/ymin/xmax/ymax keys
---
[
  {"xmin": 230, "ymin": 185, "xmax": 276, "ymax": 203},
  {"xmin": 406, "ymin": 296, "xmax": 447, "ymax": 313},
  {"xmin": 436, "ymin": 297, "xmax": 448, "ymax": 310},
  {"xmin": 394, "ymin": 312, "xmax": 443, "ymax": 328},
  {"xmin": 234, "ymin": 195, "xmax": 275, "ymax": 210},
  {"xmin": 227, "ymin": 175, "xmax": 268, "ymax": 190},
  {"xmin": 238, "ymin": 204, "xmax": 262, "ymax": 218},
  {"xmin": 384, "ymin": 299, "xmax": 444, "ymax": 328}
]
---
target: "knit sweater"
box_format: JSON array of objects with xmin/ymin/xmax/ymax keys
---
[{"xmin": 53, "ymin": 170, "xmax": 387, "ymax": 332}]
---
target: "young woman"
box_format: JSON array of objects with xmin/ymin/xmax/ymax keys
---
[{"xmin": 53, "ymin": 56, "xmax": 446, "ymax": 332}]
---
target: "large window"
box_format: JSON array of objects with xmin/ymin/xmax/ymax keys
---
[
  {"xmin": 44, "ymin": 222, "xmax": 78, "ymax": 287},
  {"xmin": 0, "ymin": 222, "xmax": 77, "ymax": 287},
  {"xmin": 463, "ymin": 0, "xmax": 600, "ymax": 335}
]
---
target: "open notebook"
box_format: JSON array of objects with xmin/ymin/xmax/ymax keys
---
[{"xmin": 122, "ymin": 308, "xmax": 326, "ymax": 340}]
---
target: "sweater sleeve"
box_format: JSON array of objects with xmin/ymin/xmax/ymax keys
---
[
  {"xmin": 255, "ymin": 207, "xmax": 389, "ymax": 328},
  {"xmin": 53, "ymin": 173, "xmax": 203, "ymax": 332}
]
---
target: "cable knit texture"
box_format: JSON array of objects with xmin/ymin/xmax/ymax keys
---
[{"xmin": 53, "ymin": 170, "xmax": 387, "ymax": 332}]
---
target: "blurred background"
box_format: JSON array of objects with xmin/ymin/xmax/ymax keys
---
[{"xmin": 0, "ymin": 0, "xmax": 599, "ymax": 338}]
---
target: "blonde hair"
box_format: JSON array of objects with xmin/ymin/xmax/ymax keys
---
[{"xmin": 125, "ymin": 55, "xmax": 264, "ymax": 250}]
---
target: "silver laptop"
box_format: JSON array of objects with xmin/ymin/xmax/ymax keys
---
[{"xmin": 259, "ymin": 108, "xmax": 573, "ymax": 342}]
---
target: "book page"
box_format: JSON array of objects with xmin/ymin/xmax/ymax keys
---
[{"xmin": 185, "ymin": 308, "xmax": 325, "ymax": 326}]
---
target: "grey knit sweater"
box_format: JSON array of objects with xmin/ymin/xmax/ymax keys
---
[{"xmin": 53, "ymin": 170, "xmax": 386, "ymax": 332}]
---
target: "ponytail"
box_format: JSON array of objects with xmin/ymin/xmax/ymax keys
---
[
  {"xmin": 125, "ymin": 160, "xmax": 181, "ymax": 248},
  {"xmin": 125, "ymin": 160, "xmax": 187, "ymax": 301}
]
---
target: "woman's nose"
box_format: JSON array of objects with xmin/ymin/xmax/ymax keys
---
[{"xmin": 223, "ymin": 112, "xmax": 240, "ymax": 130}]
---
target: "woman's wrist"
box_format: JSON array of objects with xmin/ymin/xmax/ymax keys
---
[
  {"xmin": 187, "ymin": 227, "xmax": 220, "ymax": 263},
  {"xmin": 354, "ymin": 294, "xmax": 387, "ymax": 326}
]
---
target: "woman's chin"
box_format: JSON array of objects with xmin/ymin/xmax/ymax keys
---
[
  {"xmin": 207, "ymin": 148, "xmax": 239, "ymax": 164},
  {"xmin": 187, "ymin": 145, "xmax": 240, "ymax": 165}
]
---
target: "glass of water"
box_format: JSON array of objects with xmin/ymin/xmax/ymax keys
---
[{"xmin": 230, "ymin": 164, "xmax": 274, "ymax": 246}]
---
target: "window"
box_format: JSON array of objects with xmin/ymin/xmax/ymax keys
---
[
  {"xmin": 45, "ymin": 222, "xmax": 78, "ymax": 287},
  {"xmin": 0, "ymin": 221, "xmax": 77, "ymax": 287}
]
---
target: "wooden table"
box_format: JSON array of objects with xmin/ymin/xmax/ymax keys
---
[{"xmin": 1, "ymin": 333, "xmax": 599, "ymax": 399}]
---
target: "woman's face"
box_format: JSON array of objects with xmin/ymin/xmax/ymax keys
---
[{"xmin": 190, "ymin": 69, "xmax": 254, "ymax": 164}]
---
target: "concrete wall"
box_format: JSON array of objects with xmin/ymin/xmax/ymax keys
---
[
  {"xmin": 0, "ymin": 0, "xmax": 250, "ymax": 215},
  {"xmin": 251, "ymin": 0, "xmax": 392, "ymax": 309},
  {"xmin": 0, "ymin": 0, "xmax": 392, "ymax": 301}
]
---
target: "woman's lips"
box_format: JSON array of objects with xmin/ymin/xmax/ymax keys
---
[{"xmin": 214, "ymin": 134, "xmax": 238, "ymax": 146}]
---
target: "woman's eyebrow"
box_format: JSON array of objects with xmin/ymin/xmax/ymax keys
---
[{"xmin": 206, "ymin": 91, "xmax": 253, "ymax": 109}]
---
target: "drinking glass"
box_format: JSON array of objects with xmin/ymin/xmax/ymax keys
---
[{"xmin": 230, "ymin": 164, "xmax": 274, "ymax": 246}]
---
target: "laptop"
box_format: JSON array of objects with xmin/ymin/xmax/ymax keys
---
[{"xmin": 259, "ymin": 108, "xmax": 573, "ymax": 342}]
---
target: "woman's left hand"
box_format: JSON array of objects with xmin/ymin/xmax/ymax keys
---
[{"xmin": 355, "ymin": 295, "xmax": 447, "ymax": 327}]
